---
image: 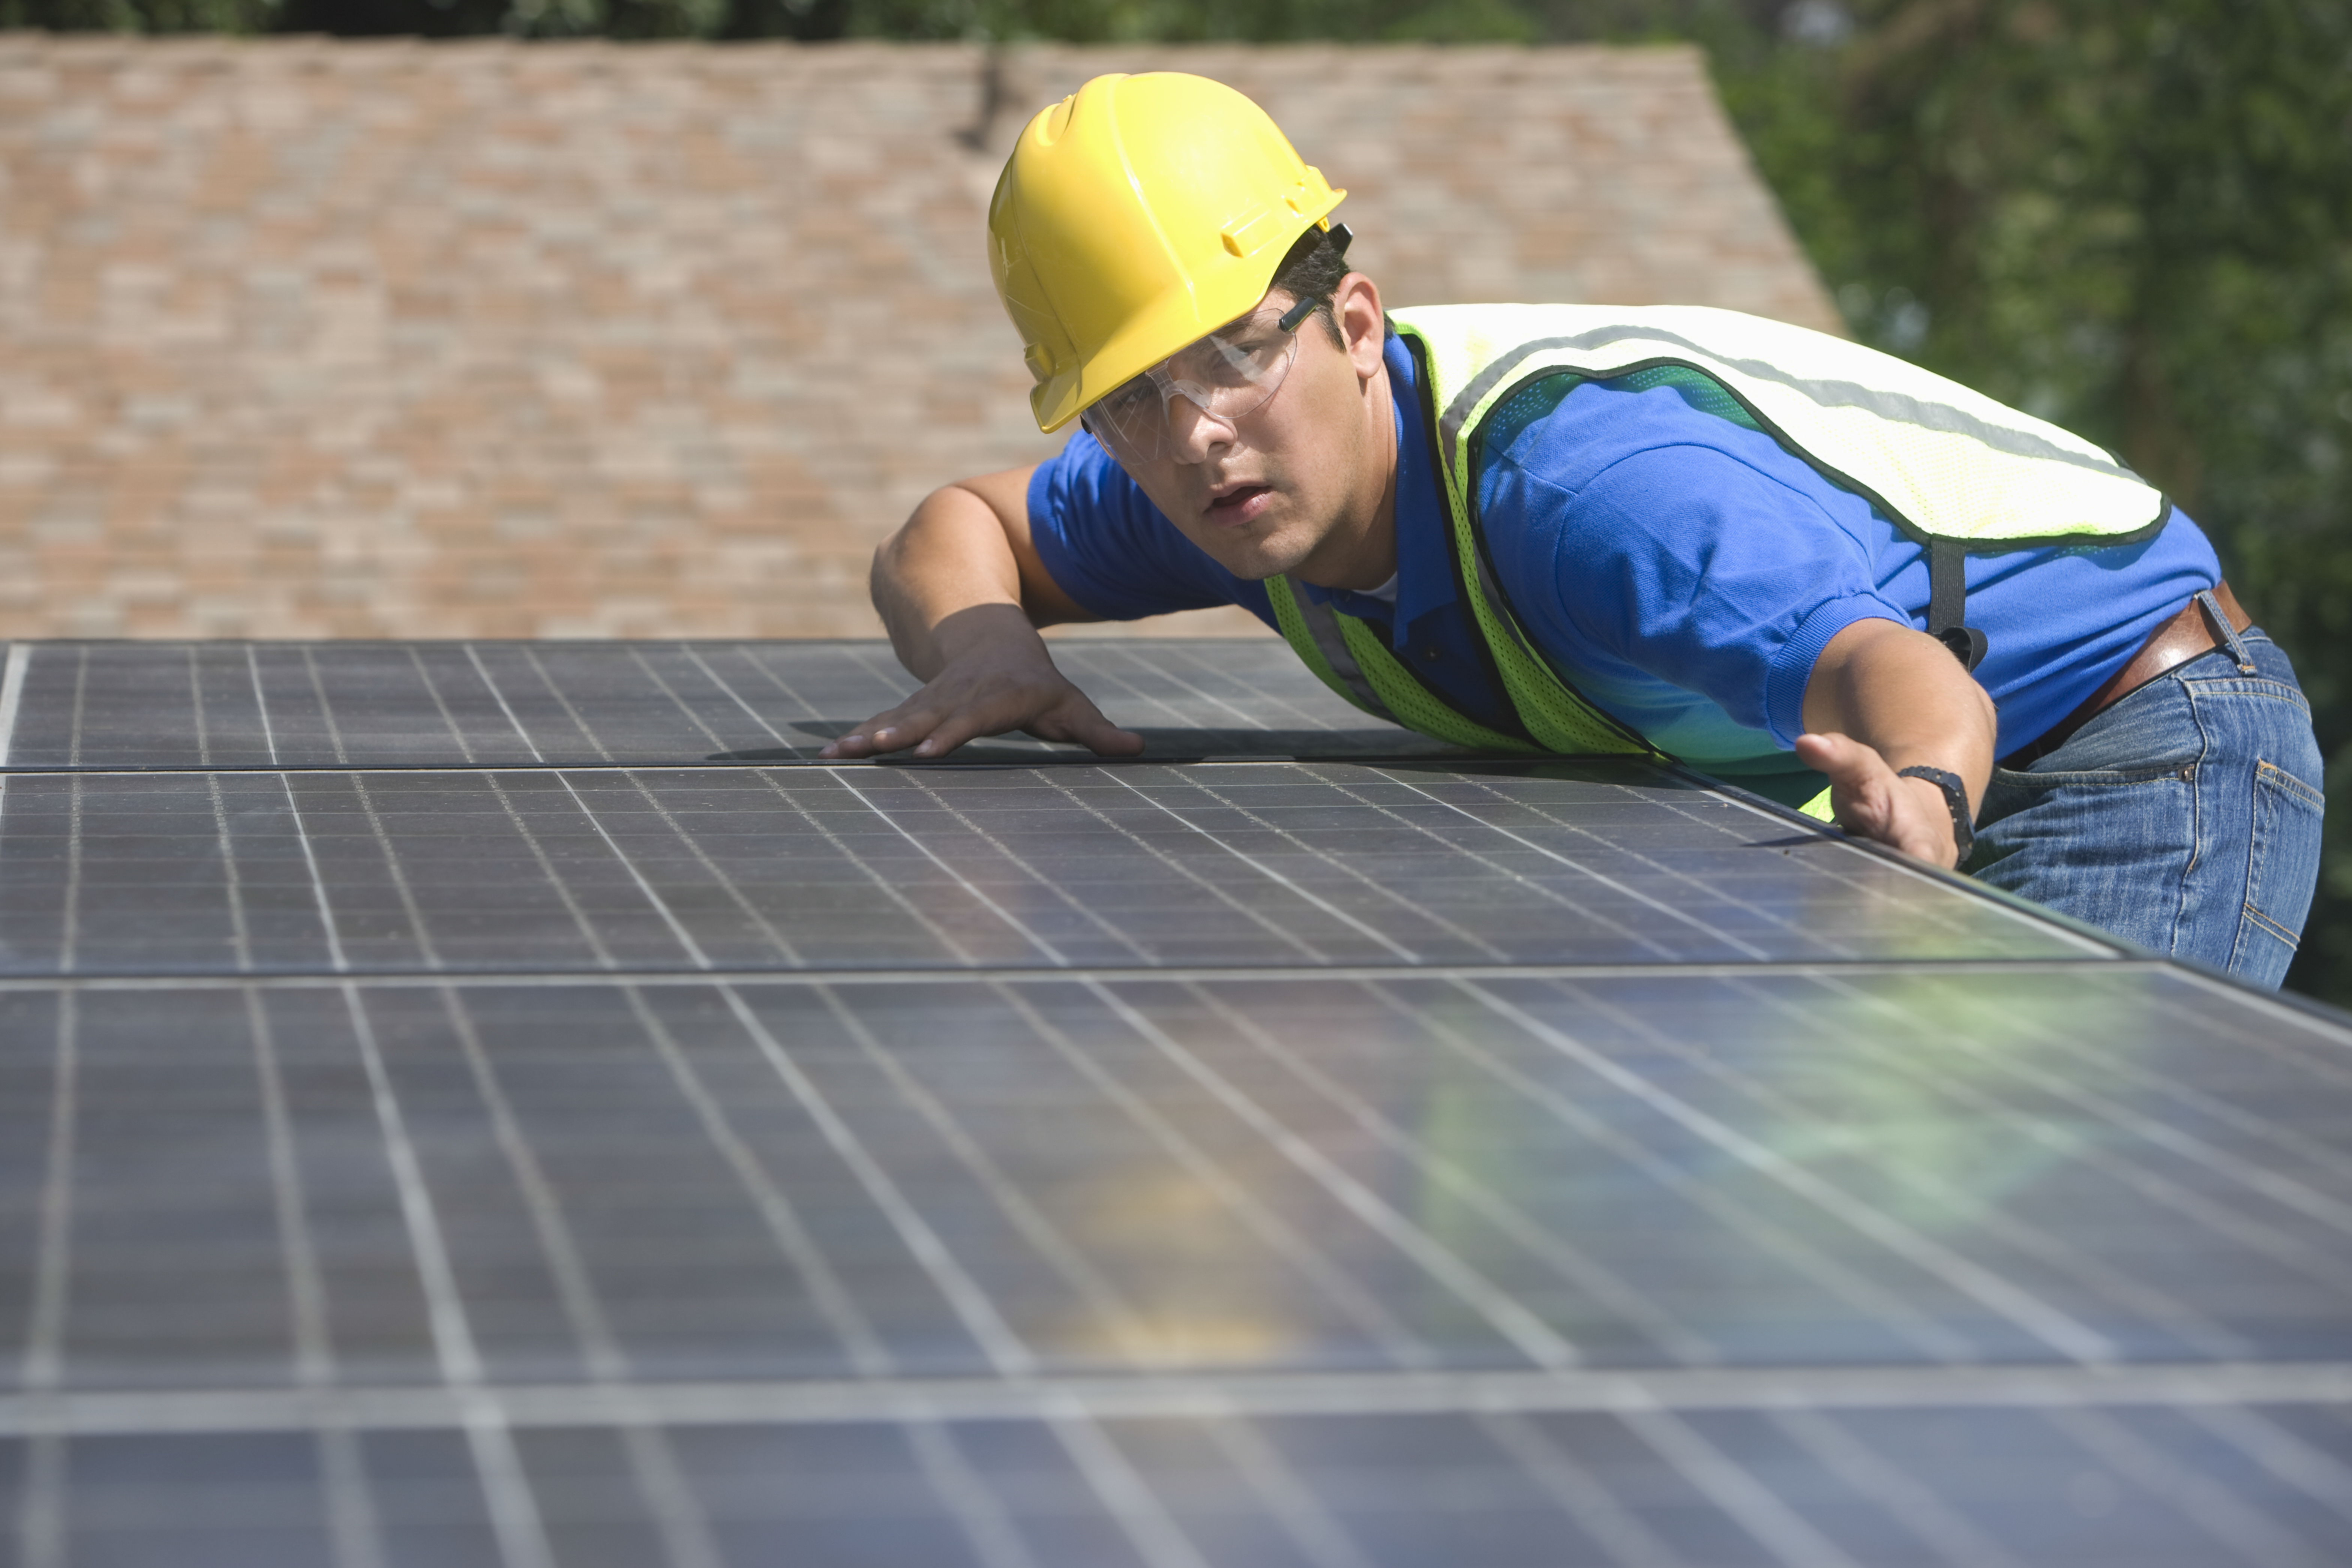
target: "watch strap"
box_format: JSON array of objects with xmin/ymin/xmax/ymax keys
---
[{"xmin": 1896, "ymin": 764, "xmax": 1975, "ymax": 862}]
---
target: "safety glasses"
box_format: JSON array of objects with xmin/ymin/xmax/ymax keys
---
[{"xmin": 1080, "ymin": 294, "xmax": 1320, "ymax": 468}]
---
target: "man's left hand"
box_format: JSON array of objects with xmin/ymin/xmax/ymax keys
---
[{"xmin": 1792, "ymin": 731, "xmax": 1968, "ymax": 869}]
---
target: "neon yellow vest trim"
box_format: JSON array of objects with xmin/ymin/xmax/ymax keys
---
[{"xmin": 1267, "ymin": 304, "xmax": 2170, "ymax": 783}]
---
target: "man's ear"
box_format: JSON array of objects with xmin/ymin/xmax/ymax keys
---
[{"xmin": 1333, "ymin": 272, "xmax": 1387, "ymax": 378}]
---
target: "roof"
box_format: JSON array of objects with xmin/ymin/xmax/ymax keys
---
[{"xmin": 0, "ymin": 36, "xmax": 1838, "ymax": 639}]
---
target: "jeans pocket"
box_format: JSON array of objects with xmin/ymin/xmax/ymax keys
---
[{"xmin": 2231, "ymin": 760, "xmax": 2326, "ymax": 981}]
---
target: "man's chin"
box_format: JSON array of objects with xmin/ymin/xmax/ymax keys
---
[{"xmin": 1200, "ymin": 521, "xmax": 1323, "ymax": 583}]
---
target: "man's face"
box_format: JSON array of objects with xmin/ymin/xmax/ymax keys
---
[{"xmin": 1089, "ymin": 273, "xmax": 1395, "ymax": 588}]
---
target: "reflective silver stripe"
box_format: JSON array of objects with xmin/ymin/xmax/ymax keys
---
[
  {"xmin": 1437, "ymin": 327, "xmax": 2142, "ymax": 483},
  {"xmin": 1294, "ymin": 592, "xmax": 1399, "ymax": 723}
]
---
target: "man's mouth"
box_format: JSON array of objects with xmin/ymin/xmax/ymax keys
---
[{"xmin": 1207, "ymin": 483, "xmax": 1272, "ymax": 520}]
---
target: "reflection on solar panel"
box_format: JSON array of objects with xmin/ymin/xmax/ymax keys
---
[{"xmin": 3, "ymin": 641, "xmax": 2348, "ymax": 1566}]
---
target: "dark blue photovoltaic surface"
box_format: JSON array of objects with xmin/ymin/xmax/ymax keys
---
[{"xmin": 1, "ymin": 641, "xmax": 2346, "ymax": 1568}]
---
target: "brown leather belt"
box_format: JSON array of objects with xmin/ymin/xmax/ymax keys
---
[{"xmin": 2001, "ymin": 581, "xmax": 2253, "ymax": 770}]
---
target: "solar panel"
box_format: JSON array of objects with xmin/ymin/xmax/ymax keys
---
[
  {"xmin": 3, "ymin": 639, "xmax": 2348, "ymax": 1567},
  {"xmin": 0, "ymin": 641, "xmax": 1458, "ymax": 771}
]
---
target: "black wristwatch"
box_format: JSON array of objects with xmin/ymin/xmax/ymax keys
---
[{"xmin": 1896, "ymin": 765, "xmax": 1975, "ymax": 862}]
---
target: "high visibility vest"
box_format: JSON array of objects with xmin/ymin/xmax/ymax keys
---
[{"xmin": 1266, "ymin": 303, "xmax": 2171, "ymax": 769}]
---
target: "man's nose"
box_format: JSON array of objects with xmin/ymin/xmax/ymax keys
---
[{"xmin": 1163, "ymin": 392, "xmax": 1235, "ymax": 464}]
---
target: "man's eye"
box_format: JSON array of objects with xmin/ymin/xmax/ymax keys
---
[{"xmin": 1102, "ymin": 382, "xmax": 1155, "ymax": 418}]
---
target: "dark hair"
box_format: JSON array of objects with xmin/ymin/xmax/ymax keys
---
[{"xmin": 1268, "ymin": 222, "xmax": 1355, "ymax": 349}]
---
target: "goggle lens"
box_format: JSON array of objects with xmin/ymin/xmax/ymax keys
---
[{"xmin": 1082, "ymin": 301, "xmax": 1314, "ymax": 467}]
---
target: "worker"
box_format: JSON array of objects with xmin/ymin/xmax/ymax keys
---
[{"xmin": 823, "ymin": 71, "xmax": 2324, "ymax": 987}]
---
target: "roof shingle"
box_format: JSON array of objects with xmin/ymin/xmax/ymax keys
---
[{"xmin": 0, "ymin": 37, "xmax": 1836, "ymax": 639}]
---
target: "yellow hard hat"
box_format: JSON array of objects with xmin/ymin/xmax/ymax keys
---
[{"xmin": 987, "ymin": 73, "xmax": 1347, "ymax": 434}]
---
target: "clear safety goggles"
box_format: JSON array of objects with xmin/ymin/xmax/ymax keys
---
[{"xmin": 1080, "ymin": 294, "xmax": 1321, "ymax": 468}]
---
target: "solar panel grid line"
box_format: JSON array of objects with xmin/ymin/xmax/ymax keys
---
[
  {"xmin": 625, "ymin": 648, "xmax": 742, "ymax": 759},
  {"xmin": 546, "ymin": 773, "xmax": 718, "ymax": 971},
  {"xmin": 1367, "ymin": 770, "xmax": 1783, "ymax": 962},
  {"xmin": 1809, "ymin": 972, "xmax": 2352, "ymax": 1259},
  {"xmin": 411, "ymin": 980, "xmax": 1030, "ymax": 1565},
  {"xmin": 0, "ymin": 957, "xmax": 2218, "ymax": 995},
  {"xmin": 2042, "ymin": 1403, "xmax": 2318, "ymax": 1566},
  {"xmin": 1458, "ymin": 975, "xmax": 2123, "ymax": 1367},
  {"xmin": 2181, "ymin": 1405, "xmax": 2352, "ymax": 1532},
  {"xmin": 718, "ymin": 980, "xmax": 1260, "ymax": 1568},
  {"xmin": 1022, "ymin": 770, "xmax": 1340, "ymax": 968},
  {"xmin": 1185, "ymin": 1414, "xmax": 1379, "ymax": 1568},
  {"xmin": 21, "ymin": 990, "xmax": 76, "ymax": 1397},
  {"xmin": 436, "ymin": 984, "xmax": 734, "ymax": 1568},
  {"xmin": 248, "ymin": 986, "xmax": 396, "ymax": 1568},
  {"xmin": 1094, "ymin": 771, "xmax": 1425, "ymax": 964},
  {"xmin": 1760, "ymin": 1404, "xmax": 2032, "ymax": 1568},
  {"xmin": 724, "ymin": 645, "xmax": 844, "ymax": 759},
  {"xmin": 405, "ymin": 647, "xmax": 483, "ymax": 770},
  {"xmin": 1298, "ymin": 765, "xmax": 1770, "ymax": 963},
  {"xmin": 1286, "ymin": 767, "xmax": 1726, "ymax": 962},
  {"xmin": 1074, "ymin": 645, "xmax": 1287, "ymax": 735},
  {"xmin": 824, "ymin": 770, "xmax": 1077, "ymax": 968},
  {"xmin": 1814, "ymin": 986, "xmax": 2352, "ymax": 1302},
  {"xmin": 1176, "ymin": 978, "xmax": 1721, "ymax": 1368},
  {"xmin": 1080, "ymin": 976, "xmax": 1584, "ymax": 1373},
  {"xmin": 609, "ymin": 769, "xmax": 812, "ymax": 967},
  {"xmin": 1631, "ymin": 974, "xmax": 2273, "ymax": 1361},
  {"xmin": 1470, "ymin": 1411, "xmax": 1685, "ymax": 1568},
  {"xmin": 1646, "ymin": 775, "xmax": 2120, "ymax": 959},
  {"xmin": 337, "ymin": 980, "xmax": 561, "ymax": 1568},
  {"xmin": 1455, "ymin": 767, "xmax": 2081, "ymax": 960},
  {"xmin": 615, "ymin": 982, "xmax": 895, "ymax": 1376},
  {"xmin": 1354, "ymin": 976, "xmax": 1984, "ymax": 1364},
  {"xmin": 465, "ymin": 646, "xmax": 554, "ymax": 766},
  {"xmin": 674, "ymin": 647, "xmax": 800, "ymax": 755},
  {"xmin": 1615, "ymin": 1406, "xmax": 1871, "ymax": 1568},
  {"xmin": 900, "ymin": 1419, "xmax": 1045, "ymax": 1568},
  {"xmin": 518, "ymin": 648, "xmax": 619, "ymax": 765},
  {"xmin": 820, "ymin": 989, "xmax": 1179, "ymax": 1372},
  {"xmin": 980, "ymin": 978, "xmax": 1442, "ymax": 1371},
  {"xmin": 303, "ymin": 647, "xmax": 357, "ymax": 768},
  {"xmin": 1038, "ymin": 1405, "xmax": 1219, "ymax": 1568},
  {"xmin": 714, "ymin": 982, "xmax": 1039, "ymax": 1378},
  {"xmin": 1117, "ymin": 768, "xmax": 1534, "ymax": 964},
  {"xmin": 1945, "ymin": 964, "xmax": 2352, "ymax": 1196},
  {"xmin": 247, "ymin": 989, "xmax": 334, "ymax": 1388},
  {"xmin": 747, "ymin": 768, "xmax": 997, "ymax": 968},
  {"xmin": 11, "ymin": 1365, "xmax": 2352, "ymax": 1440},
  {"xmin": 879, "ymin": 769, "xmax": 1163, "ymax": 966},
  {"xmin": 0, "ymin": 643, "xmax": 30, "ymax": 768}
]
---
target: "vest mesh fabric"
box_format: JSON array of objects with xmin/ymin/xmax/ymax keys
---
[
  {"xmin": 1331, "ymin": 613, "xmax": 1526, "ymax": 751},
  {"xmin": 1263, "ymin": 576, "xmax": 1526, "ymax": 752},
  {"xmin": 1264, "ymin": 572, "xmax": 1358, "ymax": 702},
  {"xmin": 1397, "ymin": 302, "xmax": 2167, "ymax": 551}
]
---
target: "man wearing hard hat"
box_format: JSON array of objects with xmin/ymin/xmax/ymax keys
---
[{"xmin": 823, "ymin": 72, "xmax": 2324, "ymax": 986}]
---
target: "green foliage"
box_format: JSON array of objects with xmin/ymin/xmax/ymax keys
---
[{"xmin": 12, "ymin": 0, "xmax": 2352, "ymax": 995}]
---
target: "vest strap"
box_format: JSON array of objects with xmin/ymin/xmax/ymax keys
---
[
  {"xmin": 1927, "ymin": 538, "xmax": 1988, "ymax": 671},
  {"xmin": 1264, "ymin": 576, "xmax": 1530, "ymax": 752}
]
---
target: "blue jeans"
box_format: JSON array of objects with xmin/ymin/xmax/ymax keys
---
[{"xmin": 1968, "ymin": 624, "xmax": 2325, "ymax": 989}]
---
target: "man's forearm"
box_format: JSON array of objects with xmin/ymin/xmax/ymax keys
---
[
  {"xmin": 1804, "ymin": 619, "xmax": 1996, "ymax": 804},
  {"xmin": 870, "ymin": 483, "xmax": 1034, "ymax": 681}
]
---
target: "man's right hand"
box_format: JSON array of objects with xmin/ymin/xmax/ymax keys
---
[{"xmin": 820, "ymin": 603, "xmax": 1143, "ymax": 760}]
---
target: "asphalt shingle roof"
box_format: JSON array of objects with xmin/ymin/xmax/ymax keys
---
[{"xmin": 0, "ymin": 37, "xmax": 1837, "ymax": 638}]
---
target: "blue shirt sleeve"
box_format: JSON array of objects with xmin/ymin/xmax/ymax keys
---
[{"xmin": 1025, "ymin": 432, "xmax": 1275, "ymax": 626}]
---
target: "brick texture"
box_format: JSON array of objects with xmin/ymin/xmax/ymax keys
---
[{"xmin": 0, "ymin": 37, "xmax": 1836, "ymax": 639}]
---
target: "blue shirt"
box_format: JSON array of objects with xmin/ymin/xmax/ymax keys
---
[{"xmin": 1029, "ymin": 330, "xmax": 2223, "ymax": 766}]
